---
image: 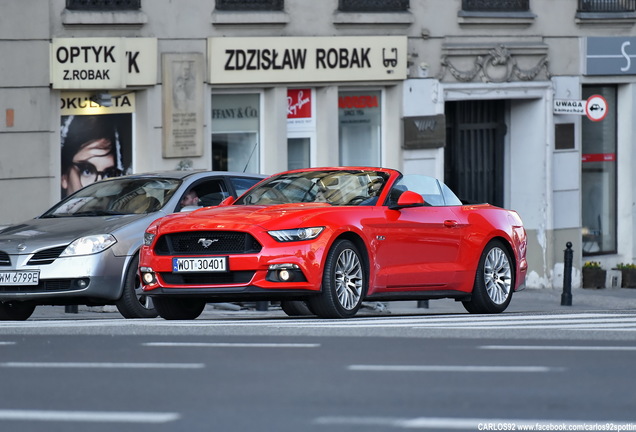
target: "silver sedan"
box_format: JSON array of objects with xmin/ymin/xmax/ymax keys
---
[{"xmin": 0, "ymin": 171, "xmax": 265, "ymax": 320}]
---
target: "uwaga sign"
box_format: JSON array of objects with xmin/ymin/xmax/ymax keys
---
[{"xmin": 208, "ymin": 36, "xmax": 407, "ymax": 84}]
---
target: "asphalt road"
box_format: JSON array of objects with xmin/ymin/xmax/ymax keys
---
[{"xmin": 1, "ymin": 306, "xmax": 635, "ymax": 432}]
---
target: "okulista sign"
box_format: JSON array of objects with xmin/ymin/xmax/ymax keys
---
[{"xmin": 209, "ymin": 36, "xmax": 407, "ymax": 84}]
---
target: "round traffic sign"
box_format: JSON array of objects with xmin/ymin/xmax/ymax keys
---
[{"xmin": 585, "ymin": 94, "xmax": 608, "ymax": 122}]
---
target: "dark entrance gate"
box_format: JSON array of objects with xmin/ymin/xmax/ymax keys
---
[{"xmin": 444, "ymin": 100, "xmax": 507, "ymax": 207}]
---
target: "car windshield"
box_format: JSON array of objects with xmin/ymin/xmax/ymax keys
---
[
  {"xmin": 42, "ymin": 178, "xmax": 182, "ymax": 217},
  {"xmin": 235, "ymin": 169, "xmax": 389, "ymax": 206}
]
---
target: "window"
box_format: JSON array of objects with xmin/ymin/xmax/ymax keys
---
[
  {"xmin": 215, "ymin": 0, "xmax": 283, "ymax": 11},
  {"xmin": 211, "ymin": 94, "xmax": 260, "ymax": 173},
  {"xmin": 461, "ymin": 0, "xmax": 529, "ymax": 12},
  {"xmin": 581, "ymin": 86, "xmax": 617, "ymax": 255},
  {"xmin": 578, "ymin": 0, "xmax": 636, "ymax": 12},
  {"xmin": 338, "ymin": 91, "xmax": 382, "ymax": 167},
  {"xmin": 66, "ymin": 0, "xmax": 141, "ymax": 10},
  {"xmin": 338, "ymin": 0, "xmax": 409, "ymax": 12}
]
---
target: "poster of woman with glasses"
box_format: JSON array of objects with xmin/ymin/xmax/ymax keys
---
[{"xmin": 60, "ymin": 113, "xmax": 132, "ymax": 199}]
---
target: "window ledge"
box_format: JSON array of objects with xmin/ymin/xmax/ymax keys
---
[
  {"xmin": 211, "ymin": 10, "xmax": 290, "ymax": 26},
  {"xmin": 333, "ymin": 11, "xmax": 414, "ymax": 27},
  {"xmin": 62, "ymin": 9, "xmax": 147, "ymax": 26},
  {"xmin": 457, "ymin": 10, "xmax": 536, "ymax": 26},
  {"xmin": 575, "ymin": 11, "xmax": 636, "ymax": 25}
]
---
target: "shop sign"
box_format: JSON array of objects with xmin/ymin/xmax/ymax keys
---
[
  {"xmin": 50, "ymin": 38, "xmax": 157, "ymax": 89},
  {"xmin": 585, "ymin": 37, "xmax": 636, "ymax": 76},
  {"xmin": 287, "ymin": 89, "xmax": 314, "ymax": 130},
  {"xmin": 208, "ymin": 36, "xmax": 407, "ymax": 84},
  {"xmin": 60, "ymin": 91, "xmax": 135, "ymax": 115},
  {"xmin": 582, "ymin": 153, "xmax": 616, "ymax": 163},
  {"xmin": 403, "ymin": 115, "xmax": 446, "ymax": 149}
]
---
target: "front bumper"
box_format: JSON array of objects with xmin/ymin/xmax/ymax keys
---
[
  {"xmin": 140, "ymin": 237, "xmax": 329, "ymax": 297},
  {"xmin": 0, "ymin": 250, "xmax": 127, "ymax": 302}
]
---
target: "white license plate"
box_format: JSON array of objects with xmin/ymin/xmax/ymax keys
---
[
  {"xmin": 0, "ymin": 271, "xmax": 40, "ymax": 286},
  {"xmin": 172, "ymin": 257, "xmax": 227, "ymax": 273}
]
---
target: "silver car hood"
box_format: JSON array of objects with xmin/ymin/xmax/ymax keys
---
[{"xmin": 0, "ymin": 214, "xmax": 154, "ymax": 254}]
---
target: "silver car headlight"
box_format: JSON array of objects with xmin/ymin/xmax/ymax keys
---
[
  {"xmin": 268, "ymin": 227, "xmax": 324, "ymax": 242},
  {"xmin": 60, "ymin": 234, "xmax": 117, "ymax": 257}
]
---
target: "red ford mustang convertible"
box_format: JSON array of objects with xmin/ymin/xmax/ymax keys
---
[{"xmin": 139, "ymin": 167, "xmax": 527, "ymax": 319}]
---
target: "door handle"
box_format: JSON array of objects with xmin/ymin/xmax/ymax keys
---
[{"xmin": 444, "ymin": 220, "xmax": 458, "ymax": 228}]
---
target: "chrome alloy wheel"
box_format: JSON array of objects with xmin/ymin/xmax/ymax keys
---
[
  {"xmin": 484, "ymin": 246, "xmax": 512, "ymax": 305},
  {"xmin": 334, "ymin": 248, "xmax": 363, "ymax": 310}
]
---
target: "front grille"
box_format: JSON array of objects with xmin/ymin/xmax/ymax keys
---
[
  {"xmin": 0, "ymin": 252, "xmax": 10, "ymax": 266},
  {"xmin": 154, "ymin": 231, "xmax": 262, "ymax": 255},
  {"xmin": 0, "ymin": 279, "xmax": 74, "ymax": 293},
  {"xmin": 27, "ymin": 246, "xmax": 68, "ymax": 265},
  {"xmin": 161, "ymin": 271, "xmax": 255, "ymax": 285}
]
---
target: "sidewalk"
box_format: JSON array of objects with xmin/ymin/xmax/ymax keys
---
[
  {"xmin": 28, "ymin": 286, "xmax": 636, "ymax": 320},
  {"xmin": 386, "ymin": 286, "xmax": 636, "ymax": 316}
]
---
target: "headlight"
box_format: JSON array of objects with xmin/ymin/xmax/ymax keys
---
[
  {"xmin": 268, "ymin": 227, "xmax": 324, "ymax": 242},
  {"xmin": 143, "ymin": 231, "xmax": 156, "ymax": 246},
  {"xmin": 60, "ymin": 234, "xmax": 117, "ymax": 257}
]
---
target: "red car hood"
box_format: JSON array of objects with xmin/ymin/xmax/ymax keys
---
[{"xmin": 156, "ymin": 203, "xmax": 335, "ymax": 233}]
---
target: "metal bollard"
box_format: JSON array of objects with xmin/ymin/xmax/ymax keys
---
[
  {"xmin": 417, "ymin": 300, "xmax": 429, "ymax": 309},
  {"xmin": 561, "ymin": 241, "xmax": 573, "ymax": 306},
  {"xmin": 255, "ymin": 301, "xmax": 269, "ymax": 311}
]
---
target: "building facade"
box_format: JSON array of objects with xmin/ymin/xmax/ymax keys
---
[{"xmin": 2, "ymin": 0, "xmax": 636, "ymax": 288}]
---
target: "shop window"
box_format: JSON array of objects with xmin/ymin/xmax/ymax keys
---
[
  {"xmin": 581, "ymin": 86, "xmax": 617, "ymax": 255},
  {"xmin": 338, "ymin": 0, "xmax": 409, "ymax": 12},
  {"xmin": 66, "ymin": 0, "xmax": 141, "ymax": 10},
  {"xmin": 211, "ymin": 94, "xmax": 260, "ymax": 174},
  {"xmin": 288, "ymin": 138, "xmax": 310, "ymax": 170},
  {"xmin": 461, "ymin": 0, "xmax": 529, "ymax": 12},
  {"xmin": 215, "ymin": 0, "xmax": 284, "ymax": 10},
  {"xmin": 338, "ymin": 91, "xmax": 382, "ymax": 167},
  {"xmin": 577, "ymin": 0, "xmax": 636, "ymax": 12}
]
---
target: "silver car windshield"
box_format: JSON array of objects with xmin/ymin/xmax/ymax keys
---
[
  {"xmin": 236, "ymin": 170, "xmax": 389, "ymax": 206},
  {"xmin": 42, "ymin": 178, "xmax": 182, "ymax": 217}
]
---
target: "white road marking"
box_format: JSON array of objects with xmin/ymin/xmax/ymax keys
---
[
  {"xmin": 0, "ymin": 362, "xmax": 204, "ymax": 369},
  {"xmin": 314, "ymin": 416, "xmax": 635, "ymax": 430},
  {"xmin": 0, "ymin": 409, "xmax": 179, "ymax": 423},
  {"xmin": 0, "ymin": 342, "xmax": 15, "ymax": 345},
  {"xmin": 481, "ymin": 345, "xmax": 636, "ymax": 351},
  {"xmin": 143, "ymin": 342, "xmax": 320, "ymax": 348},
  {"xmin": 348, "ymin": 365, "xmax": 563, "ymax": 373},
  {"xmin": 1, "ymin": 312, "xmax": 636, "ymax": 332}
]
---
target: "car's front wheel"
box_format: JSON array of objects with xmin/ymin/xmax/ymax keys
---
[
  {"xmin": 116, "ymin": 255, "xmax": 158, "ymax": 319},
  {"xmin": 308, "ymin": 239, "xmax": 366, "ymax": 318},
  {"xmin": 0, "ymin": 301, "xmax": 36, "ymax": 321},
  {"xmin": 463, "ymin": 240, "xmax": 514, "ymax": 314},
  {"xmin": 153, "ymin": 297, "xmax": 206, "ymax": 320}
]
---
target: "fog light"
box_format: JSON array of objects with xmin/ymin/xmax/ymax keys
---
[
  {"xmin": 75, "ymin": 278, "xmax": 89, "ymax": 289},
  {"xmin": 142, "ymin": 273, "xmax": 155, "ymax": 285},
  {"xmin": 140, "ymin": 267, "xmax": 157, "ymax": 285},
  {"xmin": 278, "ymin": 269, "xmax": 292, "ymax": 282}
]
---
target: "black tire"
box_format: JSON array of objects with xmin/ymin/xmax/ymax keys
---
[
  {"xmin": 463, "ymin": 240, "xmax": 514, "ymax": 314},
  {"xmin": 280, "ymin": 300, "xmax": 313, "ymax": 316},
  {"xmin": 0, "ymin": 301, "xmax": 36, "ymax": 321},
  {"xmin": 153, "ymin": 297, "xmax": 206, "ymax": 320},
  {"xmin": 308, "ymin": 239, "xmax": 366, "ymax": 319},
  {"xmin": 116, "ymin": 255, "xmax": 158, "ymax": 319}
]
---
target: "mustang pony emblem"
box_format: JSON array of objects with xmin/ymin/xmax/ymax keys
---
[{"xmin": 198, "ymin": 238, "xmax": 218, "ymax": 248}]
